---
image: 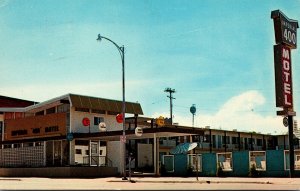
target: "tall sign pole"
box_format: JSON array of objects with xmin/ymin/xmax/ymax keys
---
[{"xmin": 271, "ymin": 10, "xmax": 299, "ymax": 178}]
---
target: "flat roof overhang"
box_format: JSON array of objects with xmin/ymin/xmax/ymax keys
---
[{"xmin": 73, "ymin": 126, "xmax": 204, "ymax": 141}]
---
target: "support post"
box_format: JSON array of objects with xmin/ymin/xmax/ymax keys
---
[{"xmin": 288, "ymin": 115, "xmax": 295, "ymax": 178}]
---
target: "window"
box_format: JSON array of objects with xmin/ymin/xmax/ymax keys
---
[
  {"xmin": 232, "ymin": 137, "xmax": 239, "ymax": 144},
  {"xmin": 76, "ymin": 149, "xmax": 82, "ymax": 154},
  {"xmin": 32, "ymin": 128, "xmax": 40, "ymax": 134},
  {"xmin": 45, "ymin": 126, "xmax": 59, "ymax": 133},
  {"xmin": 46, "ymin": 107, "xmax": 56, "ymax": 114},
  {"xmin": 4, "ymin": 112, "xmax": 14, "ymax": 120},
  {"xmin": 0, "ymin": 121, "xmax": 2, "ymax": 132},
  {"xmin": 3, "ymin": 144, "xmax": 12, "ymax": 149},
  {"xmin": 23, "ymin": 142, "xmax": 34, "ymax": 147},
  {"xmin": 100, "ymin": 141, "xmax": 107, "ymax": 146},
  {"xmin": 217, "ymin": 152, "xmax": 233, "ymax": 171},
  {"xmin": 212, "ymin": 135, "xmax": 216, "ymax": 148},
  {"xmin": 35, "ymin": 110, "xmax": 44, "ymax": 116},
  {"xmin": 249, "ymin": 151, "xmax": 266, "ymax": 171},
  {"xmin": 257, "ymin": 139, "xmax": 263, "ymax": 146},
  {"xmin": 13, "ymin": 143, "xmax": 21, "ymax": 148},
  {"xmin": 35, "ymin": 142, "xmax": 44, "ymax": 146},
  {"xmin": 162, "ymin": 155, "xmax": 174, "ymax": 173},
  {"xmin": 11, "ymin": 129, "xmax": 27, "ymax": 136},
  {"xmin": 94, "ymin": 117, "xmax": 104, "ymax": 125},
  {"xmin": 75, "ymin": 140, "xmax": 89, "ymax": 146},
  {"xmin": 107, "ymin": 111, "xmax": 119, "ymax": 115},
  {"xmin": 85, "ymin": 150, "xmax": 89, "ymax": 155},
  {"xmin": 75, "ymin": 107, "xmax": 90, "ymax": 112},
  {"xmin": 15, "ymin": 112, "xmax": 24, "ymax": 119},
  {"xmin": 192, "ymin": 135, "xmax": 201, "ymax": 142},
  {"xmin": 284, "ymin": 150, "xmax": 300, "ymax": 171},
  {"xmin": 222, "ymin": 136, "xmax": 230, "ymax": 144},
  {"xmin": 57, "ymin": 104, "xmax": 70, "ymax": 113},
  {"xmin": 203, "ymin": 134, "xmax": 210, "ymax": 143},
  {"xmin": 187, "ymin": 154, "xmax": 202, "ymax": 172}
]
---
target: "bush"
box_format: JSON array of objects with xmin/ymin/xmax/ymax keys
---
[
  {"xmin": 187, "ymin": 166, "xmax": 194, "ymax": 176},
  {"xmin": 216, "ymin": 164, "xmax": 224, "ymax": 177},
  {"xmin": 249, "ymin": 164, "xmax": 260, "ymax": 177},
  {"xmin": 160, "ymin": 164, "xmax": 167, "ymax": 176}
]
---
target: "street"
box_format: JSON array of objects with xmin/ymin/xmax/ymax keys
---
[{"xmin": 0, "ymin": 177, "xmax": 300, "ymax": 190}]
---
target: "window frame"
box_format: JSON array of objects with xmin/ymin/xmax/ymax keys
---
[
  {"xmin": 187, "ymin": 154, "xmax": 202, "ymax": 172},
  {"xmin": 249, "ymin": 151, "xmax": 266, "ymax": 171},
  {"xmin": 217, "ymin": 152, "xmax": 233, "ymax": 171}
]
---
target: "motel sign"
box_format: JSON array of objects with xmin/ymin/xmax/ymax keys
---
[{"xmin": 271, "ymin": 10, "xmax": 298, "ymax": 114}]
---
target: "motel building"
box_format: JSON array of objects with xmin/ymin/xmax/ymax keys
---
[{"xmin": 0, "ymin": 94, "xmax": 300, "ymax": 177}]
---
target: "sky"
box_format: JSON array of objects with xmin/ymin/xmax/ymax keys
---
[{"xmin": 1, "ymin": 0, "xmax": 300, "ymax": 135}]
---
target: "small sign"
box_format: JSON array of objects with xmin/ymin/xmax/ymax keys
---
[
  {"xmin": 82, "ymin": 118, "xmax": 90, "ymax": 126},
  {"xmin": 283, "ymin": 117, "xmax": 289, "ymax": 127},
  {"xmin": 156, "ymin": 116, "xmax": 165, "ymax": 127},
  {"xmin": 120, "ymin": 135, "xmax": 126, "ymax": 143},
  {"xmin": 135, "ymin": 127, "xmax": 143, "ymax": 137},
  {"xmin": 99, "ymin": 122, "xmax": 106, "ymax": 131},
  {"xmin": 116, "ymin": 113, "xmax": 123, "ymax": 123}
]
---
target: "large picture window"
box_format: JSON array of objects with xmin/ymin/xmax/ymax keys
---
[
  {"xmin": 284, "ymin": 150, "xmax": 300, "ymax": 171},
  {"xmin": 217, "ymin": 152, "xmax": 233, "ymax": 171},
  {"xmin": 249, "ymin": 151, "xmax": 266, "ymax": 171},
  {"xmin": 187, "ymin": 154, "xmax": 202, "ymax": 172}
]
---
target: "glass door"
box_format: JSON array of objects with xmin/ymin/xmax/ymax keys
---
[{"xmin": 90, "ymin": 142, "xmax": 99, "ymax": 166}]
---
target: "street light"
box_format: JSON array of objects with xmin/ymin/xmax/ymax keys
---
[{"xmin": 97, "ymin": 34, "xmax": 127, "ymax": 180}]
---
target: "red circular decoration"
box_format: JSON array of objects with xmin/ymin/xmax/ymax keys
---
[
  {"xmin": 82, "ymin": 117, "xmax": 90, "ymax": 126},
  {"xmin": 116, "ymin": 113, "xmax": 123, "ymax": 123}
]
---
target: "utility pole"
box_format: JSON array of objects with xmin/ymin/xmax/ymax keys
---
[{"xmin": 164, "ymin": 88, "xmax": 176, "ymax": 125}]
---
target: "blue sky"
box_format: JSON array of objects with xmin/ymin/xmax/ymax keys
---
[{"xmin": 1, "ymin": 0, "xmax": 300, "ymax": 134}]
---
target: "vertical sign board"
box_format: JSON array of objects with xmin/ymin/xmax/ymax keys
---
[
  {"xmin": 271, "ymin": 10, "xmax": 298, "ymax": 114},
  {"xmin": 274, "ymin": 44, "xmax": 293, "ymax": 108}
]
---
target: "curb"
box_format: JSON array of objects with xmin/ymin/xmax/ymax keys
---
[{"xmin": 108, "ymin": 180, "xmax": 273, "ymax": 184}]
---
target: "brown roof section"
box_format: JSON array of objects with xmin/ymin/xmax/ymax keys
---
[
  {"xmin": 69, "ymin": 94, "xmax": 143, "ymax": 115},
  {"xmin": 0, "ymin": 95, "xmax": 36, "ymax": 108}
]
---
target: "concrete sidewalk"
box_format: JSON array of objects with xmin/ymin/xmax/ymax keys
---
[{"xmin": 0, "ymin": 176, "xmax": 300, "ymax": 190}]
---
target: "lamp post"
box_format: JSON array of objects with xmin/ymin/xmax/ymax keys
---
[{"xmin": 97, "ymin": 34, "xmax": 127, "ymax": 180}]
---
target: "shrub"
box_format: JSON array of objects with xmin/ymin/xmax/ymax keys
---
[
  {"xmin": 249, "ymin": 164, "xmax": 260, "ymax": 177},
  {"xmin": 216, "ymin": 163, "xmax": 224, "ymax": 177}
]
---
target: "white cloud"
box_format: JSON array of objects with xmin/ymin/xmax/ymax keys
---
[{"xmin": 152, "ymin": 91, "xmax": 290, "ymax": 135}]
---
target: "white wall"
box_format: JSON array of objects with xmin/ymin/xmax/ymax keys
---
[{"xmin": 70, "ymin": 107, "xmax": 122, "ymax": 133}]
